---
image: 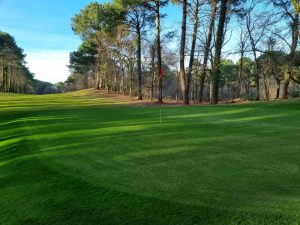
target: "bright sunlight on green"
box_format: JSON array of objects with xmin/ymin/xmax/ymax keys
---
[{"xmin": 0, "ymin": 90, "xmax": 300, "ymax": 224}]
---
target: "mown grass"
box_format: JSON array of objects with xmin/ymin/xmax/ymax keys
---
[{"xmin": 0, "ymin": 90, "xmax": 300, "ymax": 225}]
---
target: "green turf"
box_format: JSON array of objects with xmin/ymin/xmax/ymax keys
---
[{"xmin": 1, "ymin": 90, "xmax": 300, "ymax": 225}]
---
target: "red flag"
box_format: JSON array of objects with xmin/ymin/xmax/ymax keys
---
[{"xmin": 160, "ymin": 68, "xmax": 163, "ymax": 78}]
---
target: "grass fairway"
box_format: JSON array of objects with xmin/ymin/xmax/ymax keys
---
[{"xmin": 1, "ymin": 90, "xmax": 300, "ymax": 225}]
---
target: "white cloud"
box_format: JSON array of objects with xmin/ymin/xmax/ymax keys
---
[{"xmin": 26, "ymin": 50, "xmax": 70, "ymax": 84}]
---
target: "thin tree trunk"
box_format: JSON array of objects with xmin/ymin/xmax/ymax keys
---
[
  {"xmin": 193, "ymin": 79, "xmax": 197, "ymax": 103},
  {"xmin": 114, "ymin": 68, "xmax": 118, "ymax": 92},
  {"xmin": 4, "ymin": 66, "xmax": 8, "ymax": 93},
  {"xmin": 176, "ymin": 71, "xmax": 179, "ymax": 101},
  {"xmin": 209, "ymin": 79, "xmax": 213, "ymax": 102},
  {"xmin": 199, "ymin": 0, "xmax": 217, "ymax": 103},
  {"xmin": 275, "ymin": 78, "xmax": 280, "ymax": 99},
  {"xmin": 8, "ymin": 66, "xmax": 11, "ymax": 93},
  {"xmin": 180, "ymin": 0, "xmax": 188, "ymax": 105},
  {"xmin": 129, "ymin": 58, "xmax": 133, "ymax": 96},
  {"xmin": 263, "ymin": 73, "xmax": 269, "ymax": 100},
  {"xmin": 156, "ymin": 0, "xmax": 163, "ymax": 103},
  {"xmin": 246, "ymin": 12, "xmax": 260, "ymax": 101},
  {"xmin": 150, "ymin": 45, "xmax": 155, "ymax": 101},
  {"xmin": 121, "ymin": 68, "xmax": 125, "ymax": 94},
  {"xmin": 0, "ymin": 65, "xmax": 3, "ymax": 92},
  {"xmin": 253, "ymin": 54, "xmax": 260, "ymax": 101},
  {"xmin": 95, "ymin": 70, "xmax": 100, "ymax": 90},
  {"xmin": 236, "ymin": 53, "xmax": 244, "ymax": 98},
  {"xmin": 136, "ymin": 24, "xmax": 143, "ymax": 100},
  {"xmin": 282, "ymin": 14, "xmax": 299, "ymax": 99},
  {"xmin": 211, "ymin": 0, "xmax": 228, "ymax": 104},
  {"xmin": 247, "ymin": 28, "xmax": 260, "ymax": 100},
  {"xmin": 186, "ymin": 0, "xmax": 200, "ymax": 104}
]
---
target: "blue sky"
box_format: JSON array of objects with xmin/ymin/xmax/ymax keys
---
[
  {"xmin": 0, "ymin": 0, "xmax": 181, "ymax": 83},
  {"xmin": 0, "ymin": 1, "xmax": 271, "ymax": 84},
  {"xmin": 0, "ymin": 0, "xmax": 108, "ymax": 83}
]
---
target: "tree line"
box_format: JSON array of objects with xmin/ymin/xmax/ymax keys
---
[
  {"xmin": 67, "ymin": 0, "xmax": 300, "ymax": 104},
  {"xmin": 0, "ymin": 32, "xmax": 34, "ymax": 93},
  {"xmin": 0, "ymin": 32, "xmax": 63, "ymax": 95}
]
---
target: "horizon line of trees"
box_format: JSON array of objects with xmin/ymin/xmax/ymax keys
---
[
  {"xmin": 66, "ymin": 0, "xmax": 300, "ymax": 104},
  {"xmin": 0, "ymin": 31, "xmax": 66, "ymax": 95},
  {"xmin": 0, "ymin": 31, "xmax": 35, "ymax": 94}
]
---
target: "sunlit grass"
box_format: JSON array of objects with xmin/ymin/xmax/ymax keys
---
[{"xmin": 0, "ymin": 90, "xmax": 300, "ymax": 224}]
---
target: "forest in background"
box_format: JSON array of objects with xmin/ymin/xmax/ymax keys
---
[
  {"xmin": 0, "ymin": 32, "xmax": 60, "ymax": 95},
  {"xmin": 1, "ymin": 0, "xmax": 300, "ymax": 102},
  {"xmin": 66, "ymin": 0, "xmax": 300, "ymax": 104},
  {"xmin": 1, "ymin": 1, "xmax": 300, "ymax": 224}
]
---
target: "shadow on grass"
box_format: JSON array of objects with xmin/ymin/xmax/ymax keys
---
[
  {"xmin": 0, "ymin": 159, "xmax": 299, "ymax": 225},
  {"xmin": 0, "ymin": 98, "xmax": 300, "ymax": 224}
]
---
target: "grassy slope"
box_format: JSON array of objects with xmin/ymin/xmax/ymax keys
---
[{"xmin": 0, "ymin": 90, "xmax": 300, "ymax": 225}]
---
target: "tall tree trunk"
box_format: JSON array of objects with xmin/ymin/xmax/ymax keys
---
[
  {"xmin": 254, "ymin": 57, "xmax": 260, "ymax": 101},
  {"xmin": 176, "ymin": 71, "xmax": 179, "ymax": 101},
  {"xmin": 199, "ymin": 0, "xmax": 217, "ymax": 103},
  {"xmin": 99, "ymin": 72, "xmax": 103, "ymax": 88},
  {"xmin": 282, "ymin": 14, "xmax": 299, "ymax": 99},
  {"xmin": 236, "ymin": 53, "xmax": 244, "ymax": 98},
  {"xmin": 113, "ymin": 67, "xmax": 118, "ymax": 92},
  {"xmin": 263, "ymin": 72, "xmax": 269, "ymax": 100},
  {"xmin": 209, "ymin": 79, "xmax": 213, "ymax": 102},
  {"xmin": 121, "ymin": 68, "xmax": 125, "ymax": 94},
  {"xmin": 0, "ymin": 65, "xmax": 3, "ymax": 92},
  {"xmin": 193, "ymin": 78, "xmax": 197, "ymax": 103},
  {"xmin": 186, "ymin": 0, "xmax": 200, "ymax": 104},
  {"xmin": 246, "ymin": 13, "xmax": 260, "ymax": 101},
  {"xmin": 150, "ymin": 45, "xmax": 155, "ymax": 101},
  {"xmin": 211, "ymin": 0, "xmax": 228, "ymax": 104},
  {"xmin": 180, "ymin": 0, "xmax": 188, "ymax": 105},
  {"xmin": 136, "ymin": 24, "xmax": 143, "ymax": 100},
  {"xmin": 194, "ymin": 64, "xmax": 200, "ymax": 102},
  {"xmin": 247, "ymin": 22, "xmax": 260, "ymax": 100},
  {"xmin": 156, "ymin": 0, "xmax": 163, "ymax": 103},
  {"xmin": 8, "ymin": 65, "xmax": 12, "ymax": 93},
  {"xmin": 275, "ymin": 78, "xmax": 280, "ymax": 99},
  {"xmin": 128, "ymin": 58, "xmax": 134, "ymax": 96},
  {"xmin": 4, "ymin": 66, "xmax": 8, "ymax": 93},
  {"xmin": 95, "ymin": 68, "xmax": 100, "ymax": 89}
]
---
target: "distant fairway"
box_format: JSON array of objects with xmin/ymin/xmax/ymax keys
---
[{"xmin": 1, "ymin": 90, "xmax": 300, "ymax": 225}]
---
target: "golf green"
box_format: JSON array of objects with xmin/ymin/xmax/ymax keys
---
[{"xmin": 1, "ymin": 90, "xmax": 300, "ymax": 225}]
